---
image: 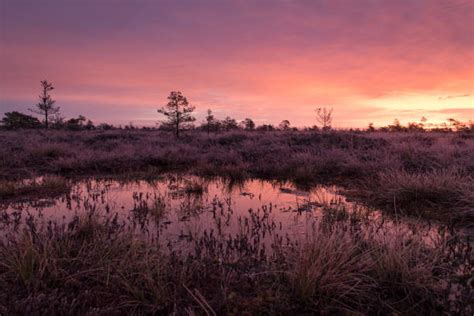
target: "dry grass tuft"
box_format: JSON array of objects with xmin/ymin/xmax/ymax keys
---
[
  {"xmin": 0, "ymin": 210, "xmax": 470, "ymax": 314},
  {"xmin": 0, "ymin": 176, "xmax": 69, "ymax": 200},
  {"xmin": 373, "ymin": 169, "xmax": 474, "ymax": 221}
]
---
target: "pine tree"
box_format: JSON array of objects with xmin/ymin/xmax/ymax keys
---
[
  {"xmin": 29, "ymin": 80, "xmax": 60, "ymax": 128},
  {"xmin": 157, "ymin": 91, "xmax": 195, "ymax": 138}
]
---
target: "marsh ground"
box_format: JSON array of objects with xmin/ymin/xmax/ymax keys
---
[
  {"xmin": 0, "ymin": 129, "xmax": 472, "ymax": 314},
  {"xmin": 1, "ymin": 129, "xmax": 473, "ymax": 223}
]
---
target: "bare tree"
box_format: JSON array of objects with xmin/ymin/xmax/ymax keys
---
[
  {"xmin": 157, "ymin": 91, "xmax": 195, "ymax": 138},
  {"xmin": 29, "ymin": 80, "xmax": 60, "ymax": 128},
  {"xmin": 315, "ymin": 107, "xmax": 333, "ymax": 130}
]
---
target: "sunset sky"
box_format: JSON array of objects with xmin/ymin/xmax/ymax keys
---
[{"xmin": 1, "ymin": 0, "xmax": 473, "ymax": 127}]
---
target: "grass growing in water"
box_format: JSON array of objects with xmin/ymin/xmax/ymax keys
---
[
  {"xmin": 0, "ymin": 202, "xmax": 471, "ymax": 314},
  {"xmin": 0, "ymin": 176, "xmax": 69, "ymax": 201}
]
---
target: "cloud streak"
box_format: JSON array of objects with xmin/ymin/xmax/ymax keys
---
[{"xmin": 438, "ymin": 94, "xmax": 471, "ymax": 100}]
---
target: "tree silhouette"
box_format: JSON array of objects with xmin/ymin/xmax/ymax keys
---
[
  {"xmin": 1, "ymin": 111, "xmax": 41, "ymax": 129},
  {"xmin": 388, "ymin": 119, "xmax": 404, "ymax": 132},
  {"xmin": 66, "ymin": 115, "xmax": 94, "ymax": 130},
  {"xmin": 278, "ymin": 120, "xmax": 290, "ymax": 130},
  {"xmin": 315, "ymin": 107, "xmax": 333, "ymax": 130},
  {"xmin": 241, "ymin": 118, "xmax": 255, "ymax": 130},
  {"xmin": 204, "ymin": 109, "xmax": 216, "ymax": 135},
  {"xmin": 29, "ymin": 80, "xmax": 60, "ymax": 128},
  {"xmin": 157, "ymin": 91, "xmax": 195, "ymax": 138},
  {"xmin": 447, "ymin": 118, "xmax": 467, "ymax": 132},
  {"xmin": 256, "ymin": 124, "xmax": 275, "ymax": 131},
  {"xmin": 367, "ymin": 122, "xmax": 375, "ymax": 132},
  {"xmin": 221, "ymin": 117, "xmax": 239, "ymax": 131}
]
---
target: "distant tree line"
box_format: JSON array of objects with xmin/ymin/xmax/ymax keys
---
[
  {"xmin": 367, "ymin": 117, "xmax": 474, "ymax": 133},
  {"xmin": 155, "ymin": 91, "xmax": 300, "ymax": 137},
  {"xmin": 1, "ymin": 81, "xmax": 473, "ymax": 134},
  {"xmin": 0, "ymin": 110, "xmax": 106, "ymax": 131}
]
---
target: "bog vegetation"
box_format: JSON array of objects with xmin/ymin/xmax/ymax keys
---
[{"xmin": 0, "ymin": 193, "xmax": 471, "ymax": 314}]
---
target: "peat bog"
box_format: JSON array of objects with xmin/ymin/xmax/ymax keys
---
[
  {"xmin": 0, "ymin": 130, "xmax": 473, "ymax": 314},
  {"xmin": 1, "ymin": 129, "xmax": 473, "ymax": 223}
]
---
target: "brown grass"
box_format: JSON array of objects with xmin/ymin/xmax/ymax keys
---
[
  {"xmin": 372, "ymin": 169, "xmax": 474, "ymax": 222},
  {"xmin": 0, "ymin": 208, "xmax": 471, "ymax": 314},
  {"xmin": 0, "ymin": 176, "xmax": 69, "ymax": 201}
]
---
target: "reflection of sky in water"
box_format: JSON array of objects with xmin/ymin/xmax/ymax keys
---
[{"xmin": 1, "ymin": 175, "xmax": 446, "ymax": 247}]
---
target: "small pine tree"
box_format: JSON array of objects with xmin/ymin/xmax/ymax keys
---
[
  {"xmin": 29, "ymin": 80, "xmax": 60, "ymax": 128},
  {"xmin": 157, "ymin": 91, "xmax": 195, "ymax": 138}
]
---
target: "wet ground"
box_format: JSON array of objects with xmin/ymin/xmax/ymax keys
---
[{"xmin": 1, "ymin": 174, "xmax": 450, "ymax": 249}]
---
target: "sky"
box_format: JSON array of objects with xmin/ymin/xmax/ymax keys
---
[{"xmin": 1, "ymin": 0, "xmax": 473, "ymax": 127}]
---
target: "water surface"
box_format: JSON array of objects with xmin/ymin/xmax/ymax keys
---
[{"xmin": 1, "ymin": 175, "xmax": 443, "ymax": 247}]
